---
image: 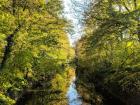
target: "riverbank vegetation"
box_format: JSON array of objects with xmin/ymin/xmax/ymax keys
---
[
  {"xmin": 76, "ymin": 0, "xmax": 140, "ymax": 105},
  {"xmin": 0, "ymin": 0, "xmax": 75, "ymax": 105},
  {"xmin": 1, "ymin": 0, "xmax": 140, "ymax": 105}
]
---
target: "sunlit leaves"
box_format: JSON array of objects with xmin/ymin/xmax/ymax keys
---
[
  {"xmin": 0, "ymin": 0, "xmax": 74, "ymax": 104},
  {"xmin": 0, "ymin": 93, "xmax": 15, "ymax": 105},
  {"xmin": 0, "ymin": 11, "xmax": 16, "ymax": 35}
]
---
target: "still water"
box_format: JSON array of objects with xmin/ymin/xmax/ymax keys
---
[
  {"xmin": 67, "ymin": 77, "xmax": 82, "ymax": 105},
  {"xmin": 17, "ymin": 77, "xmax": 82, "ymax": 105}
]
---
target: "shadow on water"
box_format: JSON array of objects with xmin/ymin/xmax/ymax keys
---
[
  {"xmin": 15, "ymin": 76, "xmax": 83, "ymax": 105},
  {"xmin": 15, "ymin": 89, "xmax": 65, "ymax": 105},
  {"xmin": 67, "ymin": 77, "xmax": 82, "ymax": 105},
  {"xmin": 16, "ymin": 76, "xmax": 124, "ymax": 105}
]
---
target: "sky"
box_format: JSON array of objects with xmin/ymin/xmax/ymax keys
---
[{"xmin": 63, "ymin": 0, "xmax": 86, "ymax": 46}]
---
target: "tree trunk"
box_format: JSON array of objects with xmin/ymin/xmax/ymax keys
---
[{"xmin": 0, "ymin": 24, "xmax": 23, "ymax": 70}]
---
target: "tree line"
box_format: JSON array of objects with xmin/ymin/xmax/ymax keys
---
[
  {"xmin": 76, "ymin": 0, "xmax": 140, "ymax": 105},
  {"xmin": 0, "ymin": 0, "xmax": 74, "ymax": 105}
]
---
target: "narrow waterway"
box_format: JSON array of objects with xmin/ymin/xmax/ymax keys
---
[
  {"xmin": 15, "ymin": 74, "xmax": 83, "ymax": 105},
  {"xmin": 67, "ymin": 77, "xmax": 82, "ymax": 105}
]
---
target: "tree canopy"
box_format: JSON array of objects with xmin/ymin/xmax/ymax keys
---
[
  {"xmin": 76, "ymin": 0, "xmax": 140, "ymax": 104},
  {"xmin": 0, "ymin": 0, "xmax": 75, "ymax": 105}
]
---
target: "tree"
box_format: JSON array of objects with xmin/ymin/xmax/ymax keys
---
[
  {"xmin": 0, "ymin": 0, "xmax": 74, "ymax": 104},
  {"xmin": 76, "ymin": 0, "xmax": 140, "ymax": 104}
]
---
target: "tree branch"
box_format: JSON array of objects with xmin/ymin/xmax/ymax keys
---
[{"xmin": 0, "ymin": 23, "xmax": 24, "ymax": 70}]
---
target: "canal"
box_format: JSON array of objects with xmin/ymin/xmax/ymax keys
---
[{"xmin": 67, "ymin": 77, "xmax": 82, "ymax": 105}]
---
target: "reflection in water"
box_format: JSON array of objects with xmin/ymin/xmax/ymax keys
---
[
  {"xmin": 67, "ymin": 77, "xmax": 82, "ymax": 105},
  {"xmin": 17, "ymin": 77, "xmax": 82, "ymax": 105}
]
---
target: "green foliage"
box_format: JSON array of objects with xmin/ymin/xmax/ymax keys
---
[
  {"xmin": 0, "ymin": 93, "xmax": 15, "ymax": 105},
  {"xmin": 0, "ymin": 0, "xmax": 74, "ymax": 104},
  {"xmin": 76, "ymin": 0, "xmax": 140, "ymax": 102}
]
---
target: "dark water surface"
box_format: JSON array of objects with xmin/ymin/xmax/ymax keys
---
[{"xmin": 16, "ymin": 76, "xmax": 83, "ymax": 105}]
